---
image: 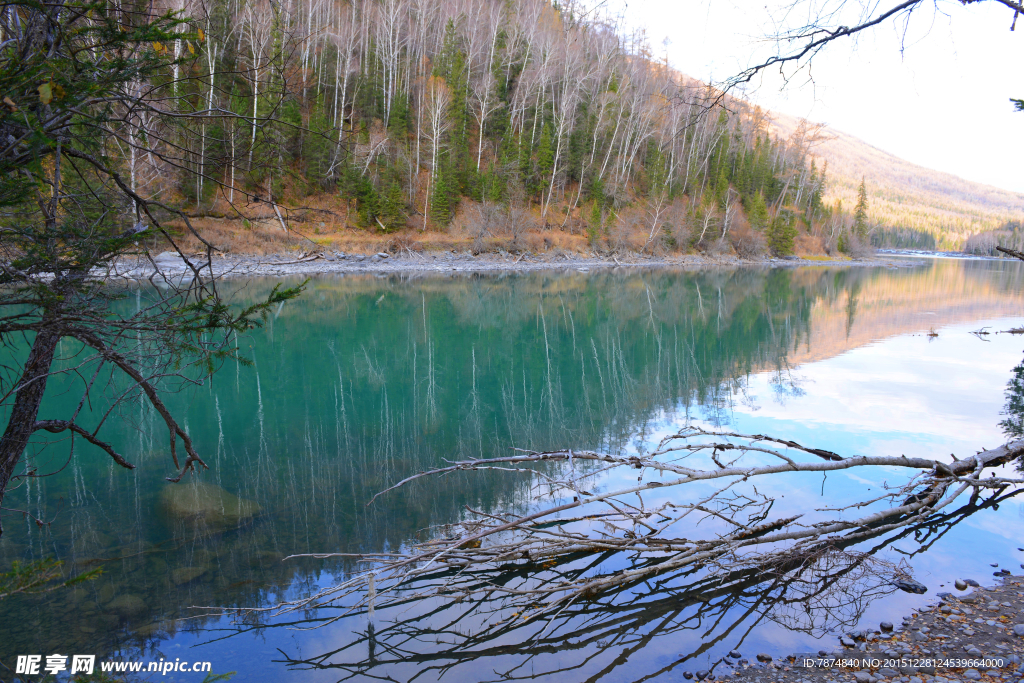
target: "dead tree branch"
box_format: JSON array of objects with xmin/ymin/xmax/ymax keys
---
[{"xmin": 226, "ymin": 429, "xmax": 1024, "ymax": 641}]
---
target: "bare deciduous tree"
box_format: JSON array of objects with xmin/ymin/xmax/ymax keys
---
[{"xmin": 421, "ymin": 75, "xmax": 452, "ymax": 230}]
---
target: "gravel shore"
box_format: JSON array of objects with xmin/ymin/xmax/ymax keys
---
[
  {"xmin": 707, "ymin": 573, "xmax": 1024, "ymax": 683},
  {"xmin": 110, "ymin": 249, "xmax": 917, "ymax": 280}
]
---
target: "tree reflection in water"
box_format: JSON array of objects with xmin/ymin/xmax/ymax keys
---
[{"xmin": 204, "ymin": 489, "xmax": 1020, "ymax": 683}]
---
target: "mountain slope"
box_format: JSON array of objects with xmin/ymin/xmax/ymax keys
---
[{"xmin": 770, "ymin": 112, "xmax": 1024, "ymax": 249}]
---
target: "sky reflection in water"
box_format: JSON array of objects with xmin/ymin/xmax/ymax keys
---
[{"xmin": 2, "ymin": 258, "xmax": 1024, "ymax": 682}]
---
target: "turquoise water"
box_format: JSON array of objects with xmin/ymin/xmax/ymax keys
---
[{"xmin": 2, "ymin": 258, "xmax": 1024, "ymax": 681}]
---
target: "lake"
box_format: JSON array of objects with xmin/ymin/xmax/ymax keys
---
[{"xmin": 2, "ymin": 256, "xmax": 1024, "ymax": 682}]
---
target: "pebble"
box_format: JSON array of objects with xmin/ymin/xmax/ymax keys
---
[
  {"xmin": 756, "ymin": 654, "xmax": 772, "ymax": 663},
  {"xmin": 855, "ymin": 673, "xmax": 873, "ymax": 683},
  {"xmin": 965, "ymin": 579, "xmax": 981, "ymax": 587},
  {"xmin": 840, "ymin": 636, "xmax": 856, "ymax": 647},
  {"xmin": 963, "ymin": 670, "xmax": 981, "ymax": 681},
  {"xmin": 955, "ymin": 580, "xmax": 969, "ymax": 591},
  {"xmin": 881, "ymin": 622, "xmax": 894, "ymax": 632},
  {"xmin": 1014, "ymin": 624, "xmax": 1024, "ymax": 636},
  {"xmin": 879, "ymin": 668, "xmax": 901, "ymax": 679},
  {"xmin": 683, "ymin": 672, "xmax": 693, "ymax": 679},
  {"xmin": 697, "ymin": 670, "xmax": 710, "ymax": 680}
]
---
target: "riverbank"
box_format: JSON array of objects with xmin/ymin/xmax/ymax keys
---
[
  {"xmin": 117, "ymin": 249, "xmax": 918, "ymax": 280},
  {"xmin": 716, "ymin": 572, "xmax": 1024, "ymax": 683}
]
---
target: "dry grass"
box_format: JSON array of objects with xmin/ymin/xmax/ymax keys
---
[
  {"xmin": 162, "ymin": 192, "xmax": 833, "ymax": 260},
  {"xmin": 794, "ymin": 232, "xmax": 826, "ymax": 257}
]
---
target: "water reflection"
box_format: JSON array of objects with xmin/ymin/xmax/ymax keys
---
[
  {"xmin": 1, "ymin": 258, "xmax": 1024, "ymax": 675},
  {"xmin": 231, "ymin": 490, "xmax": 1021, "ymax": 683}
]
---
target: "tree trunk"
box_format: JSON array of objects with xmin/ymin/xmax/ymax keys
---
[{"xmin": 0, "ymin": 323, "xmax": 61, "ymax": 538}]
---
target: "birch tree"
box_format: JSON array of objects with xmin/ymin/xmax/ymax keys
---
[{"xmin": 422, "ymin": 75, "xmax": 452, "ymax": 229}]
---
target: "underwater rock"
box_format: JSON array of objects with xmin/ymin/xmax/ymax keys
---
[
  {"xmin": 171, "ymin": 566, "xmax": 208, "ymax": 586},
  {"xmin": 106, "ymin": 593, "xmax": 146, "ymax": 618},
  {"xmin": 160, "ymin": 481, "xmax": 260, "ymax": 528}
]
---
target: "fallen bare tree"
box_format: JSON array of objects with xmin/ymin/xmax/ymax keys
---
[
  {"xmin": 249, "ymin": 543, "xmax": 911, "ymax": 682},
  {"xmin": 211, "ymin": 428, "xmax": 1024, "ymax": 681}
]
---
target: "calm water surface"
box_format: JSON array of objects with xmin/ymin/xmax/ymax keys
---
[{"xmin": 2, "ymin": 257, "xmax": 1024, "ymax": 681}]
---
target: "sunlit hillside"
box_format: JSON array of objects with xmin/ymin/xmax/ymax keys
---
[{"xmin": 770, "ymin": 113, "xmax": 1024, "ymax": 249}]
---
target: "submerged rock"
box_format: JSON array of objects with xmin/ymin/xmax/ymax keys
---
[
  {"xmin": 171, "ymin": 566, "xmax": 208, "ymax": 586},
  {"xmin": 956, "ymin": 579, "xmax": 968, "ymax": 590},
  {"xmin": 160, "ymin": 481, "xmax": 260, "ymax": 528},
  {"xmin": 107, "ymin": 593, "xmax": 146, "ymax": 618}
]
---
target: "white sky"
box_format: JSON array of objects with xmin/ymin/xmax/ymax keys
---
[{"xmin": 602, "ymin": 0, "xmax": 1024, "ymax": 193}]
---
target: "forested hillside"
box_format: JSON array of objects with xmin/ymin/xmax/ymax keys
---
[
  {"xmin": 95, "ymin": 0, "xmax": 1022, "ymax": 258},
  {"xmin": 113, "ymin": 0, "xmax": 877, "ymax": 258},
  {"xmin": 770, "ymin": 113, "xmax": 1024, "ymax": 250}
]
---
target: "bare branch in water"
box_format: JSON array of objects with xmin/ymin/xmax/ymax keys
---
[{"xmin": 216, "ymin": 429, "xmax": 1024, "ymax": 644}]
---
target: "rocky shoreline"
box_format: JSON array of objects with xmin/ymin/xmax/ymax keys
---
[
  {"xmin": 109, "ymin": 249, "xmax": 918, "ymax": 280},
  {"xmin": 705, "ymin": 572, "xmax": 1024, "ymax": 683}
]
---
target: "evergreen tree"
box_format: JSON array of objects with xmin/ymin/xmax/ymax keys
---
[
  {"xmin": 768, "ymin": 211, "xmax": 797, "ymax": 256},
  {"xmin": 853, "ymin": 177, "xmax": 869, "ymax": 238},
  {"xmin": 379, "ymin": 180, "xmax": 406, "ymax": 231},
  {"xmin": 431, "ymin": 167, "xmax": 452, "ymax": 225},
  {"xmin": 0, "ymin": 0, "xmax": 303, "ymax": 521},
  {"xmin": 747, "ymin": 191, "xmax": 770, "ymax": 232},
  {"xmin": 1000, "ymin": 360, "xmax": 1024, "ymax": 440}
]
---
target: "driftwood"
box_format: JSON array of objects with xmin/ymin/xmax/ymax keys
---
[{"xmin": 225, "ymin": 429, "xmax": 1024, "ymax": 645}]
